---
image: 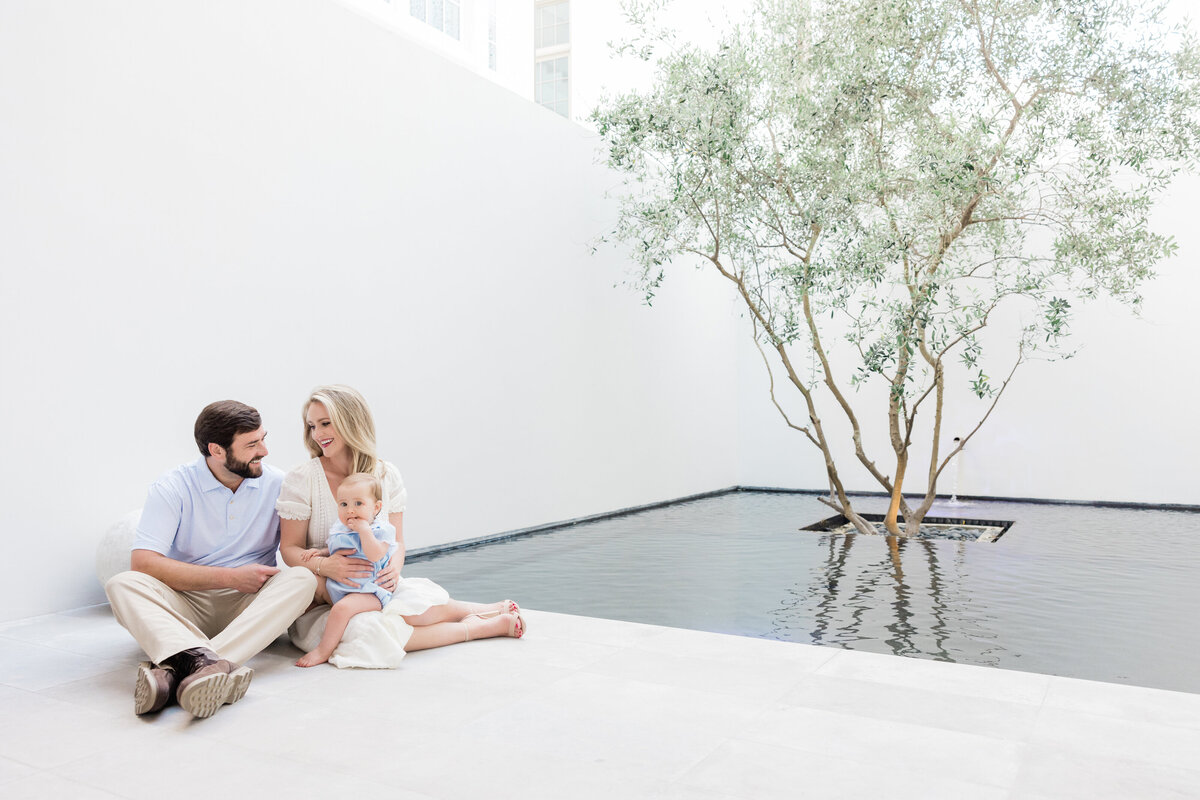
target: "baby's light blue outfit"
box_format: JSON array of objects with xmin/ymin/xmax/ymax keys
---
[{"xmin": 326, "ymin": 518, "xmax": 397, "ymax": 607}]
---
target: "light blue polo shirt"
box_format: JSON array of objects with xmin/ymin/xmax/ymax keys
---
[{"xmin": 132, "ymin": 457, "xmax": 284, "ymax": 568}]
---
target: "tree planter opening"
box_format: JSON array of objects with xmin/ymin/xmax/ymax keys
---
[{"xmin": 803, "ymin": 513, "xmax": 1014, "ymax": 543}]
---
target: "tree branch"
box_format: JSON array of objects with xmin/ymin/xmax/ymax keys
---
[{"xmin": 750, "ymin": 316, "xmax": 821, "ymax": 448}]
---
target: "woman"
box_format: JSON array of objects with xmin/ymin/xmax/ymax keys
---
[{"xmin": 278, "ymin": 385, "xmax": 523, "ymax": 664}]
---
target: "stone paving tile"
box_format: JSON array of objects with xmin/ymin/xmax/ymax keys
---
[
  {"xmin": 736, "ymin": 703, "xmax": 1025, "ymax": 790},
  {"xmin": 0, "ymin": 772, "xmax": 127, "ymax": 800},
  {"xmin": 0, "ymin": 684, "xmax": 163, "ymax": 770},
  {"xmin": 1028, "ymin": 705, "xmax": 1200, "ymax": 772},
  {"xmin": 442, "ymin": 670, "xmax": 762, "ymax": 780},
  {"xmin": 675, "ymin": 738, "xmax": 1011, "ymax": 800},
  {"xmin": 0, "ymin": 604, "xmax": 134, "ymax": 658},
  {"xmin": 0, "ymin": 637, "xmax": 127, "ymax": 692},
  {"xmin": 3, "ymin": 605, "xmax": 1198, "ymax": 798},
  {"xmin": 55, "ymin": 733, "xmax": 420, "ymax": 800},
  {"xmin": 0, "ymin": 755, "xmax": 37, "ymax": 788},
  {"xmin": 581, "ymin": 644, "xmax": 813, "ymax": 704},
  {"xmin": 815, "ymin": 647, "xmax": 1053, "ymax": 706},
  {"xmin": 1009, "ymin": 746, "xmax": 1200, "ymax": 800},
  {"xmin": 377, "ymin": 728, "xmax": 679, "ymax": 800},
  {"xmin": 776, "ymin": 671, "xmax": 1042, "ymax": 741},
  {"xmin": 1043, "ymin": 674, "xmax": 1200, "ymax": 731}
]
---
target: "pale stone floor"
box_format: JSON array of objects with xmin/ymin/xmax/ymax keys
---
[{"xmin": 1, "ymin": 605, "xmax": 1198, "ymax": 799}]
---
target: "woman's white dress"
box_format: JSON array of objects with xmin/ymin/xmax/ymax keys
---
[{"xmin": 277, "ymin": 457, "xmax": 449, "ymax": 667}]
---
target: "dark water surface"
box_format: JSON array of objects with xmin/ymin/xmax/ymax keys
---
[{"xmin": 411, "ymin": 492, "xmax": 1200, "ymax": 693}]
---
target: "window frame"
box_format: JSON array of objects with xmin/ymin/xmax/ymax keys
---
[
  {"xmin": 533, "ymin": 0, "xmax": 570, "ymax": 118},
  {"xmin": 410, "ymin": 0, "xmax": 462, "ymax": 40}
]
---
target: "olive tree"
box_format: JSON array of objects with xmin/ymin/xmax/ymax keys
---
[{"xmin": 593, "ymin": 0, "xmax": 1200, "ymax": 534}]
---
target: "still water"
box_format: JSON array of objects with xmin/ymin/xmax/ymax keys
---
[{"xmin": 410, "ymin": 492, "xmax": 1200, "ymax": 694}]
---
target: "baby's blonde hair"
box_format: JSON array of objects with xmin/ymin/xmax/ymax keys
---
[{"xmin": 339, "ymin": 472, "xmax": 383, "ymax": 503}]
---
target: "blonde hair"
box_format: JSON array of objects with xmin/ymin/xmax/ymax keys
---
[
  {"xmin": 303, "ymin": 385, "xmax": 380, "ymax": 476},
  {"xmin": 339, "ymin": 472, "xmax": 383, "ymax": 503}
]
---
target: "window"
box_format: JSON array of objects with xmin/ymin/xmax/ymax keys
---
[
  {"xmin": 534, "ymin": 1, "xmax": 569, "ymax": 117},
  {"xmin": 535, "ymin": 2, "xmax": 569, "ymax": 49},
  {"xmin": 410, "ymin": 0, "xmax": 461, "ymax": 40},
  {"xmin": 488, "ymin": 0, "xmax": 498, "ymax": 71},
  {"xmin": 535, "ymin": 56, "xmax": 569, "ymax": 117}
]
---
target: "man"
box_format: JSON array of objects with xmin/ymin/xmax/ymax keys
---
[{"xmin": 105, "ymin": 400, "xmax": 316, "ymax": 718}]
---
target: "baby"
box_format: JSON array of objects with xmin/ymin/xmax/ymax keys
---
[{"xmin": 296, "ymin": 472, "xmax": 397, "ymax": 667}]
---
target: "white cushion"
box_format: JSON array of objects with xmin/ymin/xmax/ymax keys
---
[{"xmin": 95, "ymin": 509, "xmax": 141, "ymax": 586}]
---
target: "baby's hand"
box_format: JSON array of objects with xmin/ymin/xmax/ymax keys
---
[
  {"xmin": 348, "ymin": 519, "xmax": 372, "ymax": 537},
  {"xmin": 298, "ymin": 548, "xmax": 322, "ymax": 563}
]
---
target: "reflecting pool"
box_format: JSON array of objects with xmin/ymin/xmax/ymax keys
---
[{"xmin": 411, "ymin": 492, "xmax": 1200, "ymax": 693}]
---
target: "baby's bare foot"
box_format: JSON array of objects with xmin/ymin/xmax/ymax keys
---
[{"xmin": 296, "ymin": 649, "xmax": 330, "ymax": 668}]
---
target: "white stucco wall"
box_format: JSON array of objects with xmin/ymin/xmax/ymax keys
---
[
  {"xmin": 333, "ymin": 0, "xmax": 535, "ymax": 102},
  {"xmin": 577, "ymin": 0, "xmax": 1200, "ymax": 506},
  {"xmin": 0, "ymin": 0, "xmax": 741, "ymax": 622},
  {"xmin": 734, "ymin": 173, "xmax": 1200, "ymax": 507},
  {"xmin": 1, "ymin": 0, "xmax": 1195, "ymax": 624}
]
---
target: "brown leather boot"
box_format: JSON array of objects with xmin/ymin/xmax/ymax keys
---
[
  {"xmin": 166, "ymin": 647, "xmax": 253, "ymax": 719},
  {"xmin": 133, "ymin": 661, "xmax": 178, "ymax": 715}
]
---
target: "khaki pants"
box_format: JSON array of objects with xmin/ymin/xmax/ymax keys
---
[{"xmin": 105, "ymin": 567, "xmax": 317, "ymax": 665}]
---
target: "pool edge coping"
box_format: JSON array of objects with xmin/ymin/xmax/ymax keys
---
[{"xmin": 407, "ymin": 485, "xmax": 1200, "ymax": 561}]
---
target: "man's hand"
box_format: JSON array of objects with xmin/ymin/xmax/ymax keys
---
[
  {"xmin": 228, "ymin": 564, "xmax": 280, "ymax": 593},
  {"xmin": 132, "ymin": 549, "xmax": 278, "ymax": 593}
]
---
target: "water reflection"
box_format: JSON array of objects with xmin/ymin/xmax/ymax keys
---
[{"xmin": 773, "ymin": 532, "xmax": 999, "ymax": 665}]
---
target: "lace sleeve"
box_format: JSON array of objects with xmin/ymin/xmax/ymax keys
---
[
  {"xmin": 276, "ymin": 463, "xmax": 313, "ymax": 521},
  {"xmin": 380, "ymin": 462, "xmax": 408, "ymax": 514}
]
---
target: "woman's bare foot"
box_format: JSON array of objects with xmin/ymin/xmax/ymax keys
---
[
  {"xmin": 463, "ymin": 611, "xmax": 525, "ymax": 641},
  {"xmin": 296, "ymin": 649, "xmax": 331, "ymax": 667}
]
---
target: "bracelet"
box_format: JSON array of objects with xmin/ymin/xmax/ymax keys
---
[{"xmin": 316, "ymin": 557, "xmax": 325, "ymax": 577}]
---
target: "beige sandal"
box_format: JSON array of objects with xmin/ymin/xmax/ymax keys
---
[
  {"xmin": 462, "ymin": 609, "xmax": 526, "ymax": 640},
  {"xmin": 462, "ymin": 611, "xmax": 492, "ymax": 641},
  {"xmin": 467, "ymin": 601, "xmax": 520, "ymax": 618}
]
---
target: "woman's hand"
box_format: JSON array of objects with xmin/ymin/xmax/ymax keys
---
[
  {"xmin": 321, "ymin": 549, "xmax": 374, "ymax": 587},
  {"xmin": 376, "ymin": 560, "xmax": 399, "ymax": 592}
]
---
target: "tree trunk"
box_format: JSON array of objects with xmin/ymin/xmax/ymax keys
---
[
  {"xmin": 885, "ymin": 455, "xmax": 906, "ymax": 534},
  {"xmin": 843, "ymin": 504, "xmax": 876, "ymax": 536},
  {"xmin": 887, "ymin": 535, "xmax": 904, "ymax": 582}
]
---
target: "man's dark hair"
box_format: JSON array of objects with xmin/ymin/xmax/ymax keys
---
[{"xmin": 194, "ymin": 400, "xmax": 262, "ymax": 457}]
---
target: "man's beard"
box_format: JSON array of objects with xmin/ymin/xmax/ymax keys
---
[{"xmin": 224, "ymin": 453, "xmax": 262, "ymax": 479}]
